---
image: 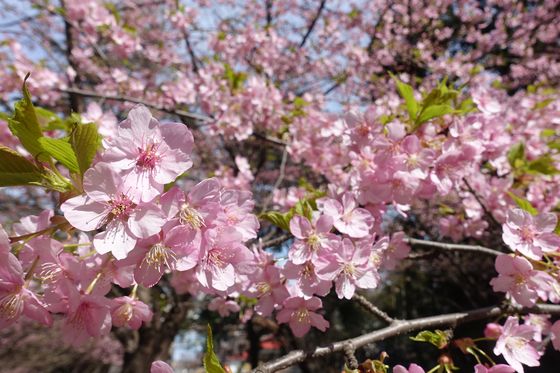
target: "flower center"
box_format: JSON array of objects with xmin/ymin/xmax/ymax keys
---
[
  {"xmin": 0, "ymin": 289, "xmax": 23, "ymax": 320},
  {"xmin": 342, "ymin": 263, "xmax": 356, "ymax": 275},
  {"xmin": 144, "ymin": 243, "xmax": 176, "ymax": 271},
  {"xmin": 179, "ymin": 203, "xmax": 205, "ymax": 229},
  {"xmin": 295, "ymin": 308, "xmax": 310, "ymax": 323},
  {"xmin": 307, "ymin": 234, "xmax": 321, "ymax": 250},
  {"xmin": 115, "ymin": 303, "xmax": 134, "ymax": 323},
  {"xmin": 519, "ymin": 226, "xmax": 535, "ymax": 243},
  {"xmin": 136, "ymin": 143, "xmax": 160, "ymax": 169},
  {"xmin": 256, "ymin": 282, "xmax": 271, "ymax": 296},
  {"xmin": 109, "ymin": 193, "xmax": 134, "ymax": 219}
]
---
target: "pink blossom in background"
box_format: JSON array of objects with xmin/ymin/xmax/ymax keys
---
[
  {"xmin": 393, "ymin": 363, "xmax": 425, "ymax": 373},
  {"xmin": 276, "ymin": 296, "xmax": 329, "ymax": 337},
  {"xmin": 151, "ymin": 360, "xmax": 174, "ymax": 373},
  {"xmin": 502, "ymin": 209, "xmax": 560, "ymax": 260}
]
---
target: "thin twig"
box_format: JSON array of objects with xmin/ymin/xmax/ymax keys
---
[
  {"xmin": 463, "ymin": 178, "xmax": 502, "ymax": 230},
  {"xmin": 59, "ymin": 87, "xmax": 212, "ymax": 125},
  {"xmin": 261, "ymin": 234, "xmax": 292, "ymax": 249},
  {"xmin": 299, "ymin": 0, "xmax": 327, "ymax": 48},
  {"xmin": 405, "ymin": 237, "xmax": 502, "ymax": 257},
  {"xmin": 261, "ymin": 143, "xmax": 289, "ymax": 213},
  {"xmin": 252, "ymin": 304, "xmax": 560, "ymax": 372},
  {"xmin": 353, "ymin": 294, "xmax": 394, "ymax": 324}
]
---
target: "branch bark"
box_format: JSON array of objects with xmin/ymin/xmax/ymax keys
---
[
  {"xmin": 405, "ymin": 237, "xmax": 502, "ymax": 257},
  {"xmin": 253, "ymin": 304, "xmax": 560, "ymax": 373},
  {"xmin": 59, "ymin": 87, "xmax": 212, "ymax": 126},
  {"xmin": 299, "ymin": 0, "xmax": 327, "ymax": 48}
]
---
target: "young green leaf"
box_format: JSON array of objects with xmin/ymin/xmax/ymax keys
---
[
  {"xmin": 507, "ymin": 142, "xmax": 525, "ymax": 168},
  {"xmin": 507, "ymin": 192, "xmax": 538, "ymax": 216},
  {"xmin": 70, "ymin": 123, "xmax": 101, "ymax": 175},
  {"xmin": 415, "ymin": 104, "xmax": 454, "ymax": 126},
  {"xmin": 526, "ymin": 155, "xmax": 559, "ymax": 175},
  {"xmin": 204, "ymin": 325, "xmax": 226, "ymax": 373},
  {"xmin": 7, "ymin": 74, "xmax": 48, "ymax": 161},
  {"xmin": 410, "ymin": 329, "xmax": 451, "ymax": 349},
  {"xmin": 261, "ymin": 211, "xmax": 291, "ymax": 231},
  {"xmin": 38, "ymin": 138, "xmax": 80, "ymax": 173},
  {"xmin": 0, "ymin": 146, "xmax": 44, "ymax": 186},
  {"xmin": 390, "ymin": 73, "xmax": 418, "ymax": 121}
]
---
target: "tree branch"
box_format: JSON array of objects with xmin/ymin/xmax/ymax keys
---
[
  {"xmin": 299, "ymin": 0, "xmax": 327, "ymax": 48},
  {"xmin": 253, "ymin": 304, "xmax": 560, "ymax": 372},
  {"xmin": 405, "ymin": 237, "xmax": 502, "ymax": 257},
  {"xmin": 463, "ymin": 178, "xmax": 502, "ymax": 230},
  {"xmin": 353, "ymin": 294, "xmax": 394, "ymax": 324},
  {"xmin": 59, "ymin": 87, "xmax": 212, "ymax": 126}
]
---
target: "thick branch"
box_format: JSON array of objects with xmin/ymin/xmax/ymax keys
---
[
  {"xmin": 59, "ymin": 87, "xmax": 211, "ymax": 126},
  {"xmin": 405, "ymin": 237, "xmax": 502, "ymax": 257},
  {"xmin": 299, "ymin": 0, "xmax": 327, "ymax": 48},
  {"xmin": 253, "ymin": 304, "xmax": 560, "ymax": 373}
]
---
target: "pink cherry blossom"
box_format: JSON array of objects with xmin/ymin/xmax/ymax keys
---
[
  {"xmin": 61, "ymin": 163, "xmax": 166, "ymax": 259},
  {"xmin": 276, "ymin": 296, "xmax": 329, "ymax": 337},
  {"xmin": 61, "ymin": 291, "xmax": 112, "ymax": 346},
  {"xmin": 493, "ymin": 316, "xmax": 540, "ymax": 373},
  {"xmin": 111, "ymin": 296, "xmax": 152, "ymax": 330},
  {"xmin": 382, "ymin": 232, "xmax": 410, "ymax": 269},
  {"xmin": 474, "ymin": 364, "xmax": 515, "ymax": 373},
  {"xmin": 101, "ymin": 105, "xmax": 194, "ymax": 202},
  {"xmin": 319, "ymin": 193, "xmax": 374, "ymax": 238},
  {"xmin": 0, "ymin": 251, "xmax": 52, "ymax": 329},
  {"xmin": 393, "ymin": 363, "xmax": 425, "ymax": 373},
  {"xmin": 502, "ymin": 209, "xmax": 560, "ymax": 260},
  {"xmin": 151, "ymin": 360, "xmax": 174, "ymax": 373},
  {"xmin": 196, "ymin": 228, "xmax": 254, "ymax": 292},
  {"xmin": 317, "ymin": 238, "xmax": 380, "ymax": 299},
  {"xmin": 551, "ymin": 320, "xmax": 560, "ymax": 351},
  {"xmin": 288, "ymin": 214, "xmax": 338, "ymax": 265},
  {"xmin": 490, "ymin": 254, "xmax": 555, "ymax": 307},
  {"xmin": 208, "ymin": 297, "xmax": 240, "ymax": 317}
]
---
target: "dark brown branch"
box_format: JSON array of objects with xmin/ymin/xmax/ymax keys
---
[
  {"xmin": 59, "ymin": 87, "xmax": 211, "ymax": 126},
  {"xmin": 261, "ymin": 234, "xmax": 291, "ymax": 249},
  {"xmin": 184, "ymin": 32, "xmax": 200, "ymax": 74},
  {"xmin": 463, "ymin": 178, "xmax": 502, "ymax": 230},
  {"xmin": 405, "ymin": 237, "xmax": 502, "ymax": 257},
  {"xmin": 299, "ymin": 0, "xmax": 327, "ymax": 48},
  {"xmin": 61, "ymin": 0, "xmax": 82, "ymax": 113},
  {"xmin": 353, "ymin": 294, "xmax": 394, "ymax": 324},
  {"xmin": 253, "ymin": 304, "xmax": 560, "ymax": 373},
  {"xmin": 265, "ymin": 0, "xmax": 273, "ymax": 27}
]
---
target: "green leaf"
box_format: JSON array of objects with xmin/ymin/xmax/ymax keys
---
[
  {"xmin": 507, "ymin": 142, "xmax": 525, "ymax": 168},
  {"xmin": 416, "ymin": 104, "xmax": 454, "ymax": 125},
  {"xmin": 0, "ymin": 146, "xmax": 43, "ymax": 186},
  {"xmin": 7, "ymin": 74, "xmax": 48, "ymax": 161},
  {"xmin": 204, "ymin": 325, "xmax": 226, "ymax": 373},
  {"xmin": 410, "ymin": 330, "xmax": 451, "ymax": 349},
  {"xmin": 533, "ymin": 98, "xmax": 554, "ymax": 110},
  {"xmin": 293, "ymin": 200, "xmax": 313, "ymax": 220},
  {"xmin": 526, "ymin": 155, "xmax": 559, "ymax": 175},
  {"xmin": 35, "ymin": 107, "xmax": 67, "ymax": 131},
  {"xmin": 390, "ymin": 73, "xmax": 418, "ymax": 121},
  {"xmin": 261, "ymin": 211, "xmax": 291, "ymax": 231},
  {"xmin": 507, "ymin": 192, "xmax": 538, "ymax": 216},
  {"xmin": 541, "ymin": 129, "xmax": 556, "ymax": 138},
  {"xmin": 70, "ymin": 123, "xmax": 101, "ymax": 175},
  {"xmin": 38, "ymin": 138, "xmax": 79, "ymax": 173}
]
